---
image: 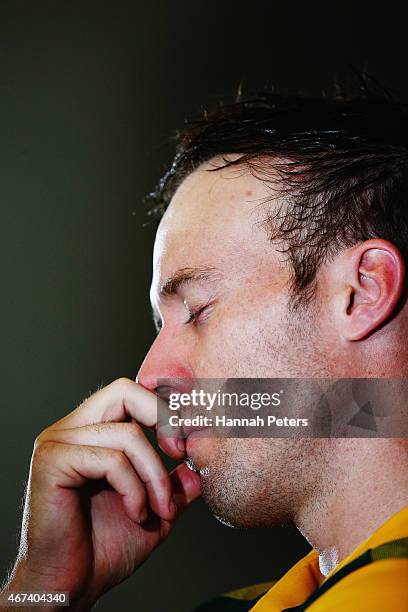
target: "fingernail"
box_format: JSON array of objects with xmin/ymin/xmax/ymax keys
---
[
  {"xmin": 177, "ymin": 437, "xmax": 185, "ymax": 453},
  {"xmin": 139, "ymin": 508, "xmax": 148, "ymax": 523}
]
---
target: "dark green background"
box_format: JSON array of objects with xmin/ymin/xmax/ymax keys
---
[{"xmin": 1, "ymin": 2, "xmax": 407, "ymax": 611}]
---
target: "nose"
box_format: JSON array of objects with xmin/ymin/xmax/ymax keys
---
[{"xmin": 136, "ymin": 331, "xmax": 194, "ymax": 396}]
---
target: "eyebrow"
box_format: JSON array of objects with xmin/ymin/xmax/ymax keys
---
[{"xmin": 159, "ymin": 266, "xmax": 221, "ymax": 299}]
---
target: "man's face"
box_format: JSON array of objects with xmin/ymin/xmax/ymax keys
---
[{"xmin": 138, "ymin": 159, "xmax": 336, "ymax": 528}]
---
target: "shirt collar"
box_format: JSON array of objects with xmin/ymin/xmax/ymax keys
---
[{"xmin": 250, "ymin": 504, "xmax": 408, "ymax": 612}]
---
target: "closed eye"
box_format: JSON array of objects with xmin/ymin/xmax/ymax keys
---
[
  {"xmin": 152, "ymin": 301, "xmax": 215, "ymax": 334},
  {"xmin": 184, "ymin": 301, "xmax": 214, "ymax": 326}
]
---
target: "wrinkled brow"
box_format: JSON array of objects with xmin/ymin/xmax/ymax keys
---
[{"xmin": 159, "ymin": 266, "xmax": 221, "ymax": 298}]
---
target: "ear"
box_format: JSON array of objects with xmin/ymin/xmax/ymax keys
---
[{"xmin": 338, "ymin": 239, "xmax": 405, "ymax": 341}]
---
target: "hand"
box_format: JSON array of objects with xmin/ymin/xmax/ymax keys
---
[{"xmin": 3, "ymin": 378, "xmax": 201, "ymax": 610}]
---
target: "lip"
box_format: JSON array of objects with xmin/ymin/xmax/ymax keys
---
[
  {"xmin": 185, "ymin": 427, "xmax": 211, "ymax": 453},
  {"xmin": 182, "ymin": 422, "xmax": 211, "ymax": 436},
  {"xmin": 186, "ymin": 427, "xmax": 210, "ymax": 439},
  {"xmin": 180, "ymin": 412, "xmax": 212, "ymax": 437}
]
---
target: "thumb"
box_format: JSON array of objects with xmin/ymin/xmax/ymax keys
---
[{"xmin": 170, "ymin": 462, "xmax": 201, "ymax": 515}]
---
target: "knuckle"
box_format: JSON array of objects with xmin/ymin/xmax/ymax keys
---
[
  {"xmin": 33, "ymin": 424, "xmax": 62, "ymax": 450},
  {"xmin": 114, "ymin": 376, "xmax": 133, "ymax": 391},
  {"xmin": 33, "ymin": 429, "xmax": 50, "ymax": 451},
  {"xmin": 32, "ymin": 438, "xmax": 54, "ymax": 464},
  {"xmin": 33, "ymin": 432, "xmax": 44, "ymax": 451}
]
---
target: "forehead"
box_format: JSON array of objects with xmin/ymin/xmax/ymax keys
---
[{"xmin": 151, "ymin": 160, "xmax": 281, "ymax": 296}]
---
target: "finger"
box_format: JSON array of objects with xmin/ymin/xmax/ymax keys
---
[
  {"xmin": 51, "ymin": 378, "xmax": 184, "ymax": 460},
  {"xmin": 170, "ymin": 463, "xmax": 201, "ymax": 515},
  {"xmin": 33, "ymin": 440, "xmax": 148, "ymax": 523},
  {"xmin": 40, "ymin": 422, "xmax": 177, "ymax": 520},
  {"xmin": 156, "ymin": 418, "xmax": 186, "ymax": 462}
]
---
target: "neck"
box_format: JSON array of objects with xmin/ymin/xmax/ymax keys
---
[{"xmin": 295, "ymin": 439, "xmax": 408, "ymax": 576}]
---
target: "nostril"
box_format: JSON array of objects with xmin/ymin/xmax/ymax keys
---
[
  {"xmin": 155, "ymin": 377, "xmax": 195, "ymax": 400},
  {"xmin": 155, "ymin": 385, "xmax": 173, "ymax": 402}
]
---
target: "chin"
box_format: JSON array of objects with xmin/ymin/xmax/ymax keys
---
[
  {"xmin": 197, "ymin": 457, "xmax": 292, "ymax": 529},
  {"xmin": 198, "ymin": 469, "xmax": 265, "ymax": 529},
  {"xmin": 187, "ymin": 437, "xmax": 292, "ymax": 528},
  {"xmin": 200, "ymin": 484, "xmax": 258, "ymax": 529}
]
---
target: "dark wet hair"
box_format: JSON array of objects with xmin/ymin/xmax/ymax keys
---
[{"xmin": 148, "ymin": 81, "xmax": 408, "ymax": 308}]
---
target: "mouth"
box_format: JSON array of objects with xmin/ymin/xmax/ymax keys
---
[
  {"xmin": 178, "ymin": 409, "xmax": 212, "ymax": 442},
  {"xmin": 185, "ymin": 426, "xmax": 211, "ymax": 455}
]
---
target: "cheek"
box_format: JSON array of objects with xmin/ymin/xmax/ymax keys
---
[{"xmin": 193, "ymin": 301, "xmax": 287, "ymax": 377}]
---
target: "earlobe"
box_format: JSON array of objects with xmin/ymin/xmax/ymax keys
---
[{"xmin": 343, "ymin": 240, "xmax": 405, "ymax": 341}]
